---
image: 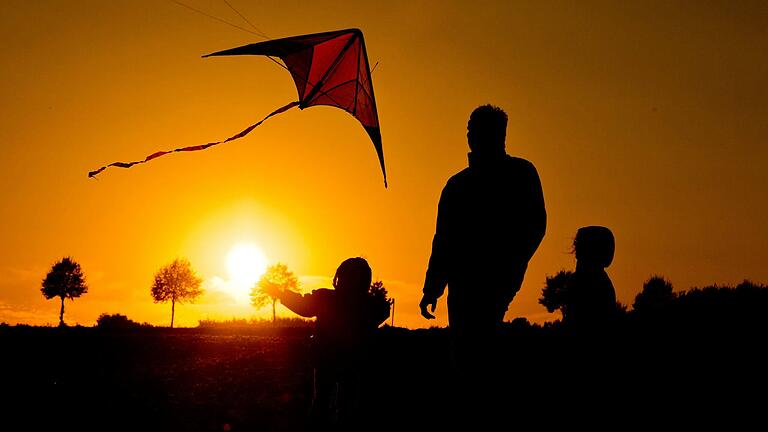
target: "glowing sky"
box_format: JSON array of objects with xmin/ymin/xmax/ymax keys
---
[{"xmin": 1, "ymin": 0, "xmax": 766, "ymax": 327}]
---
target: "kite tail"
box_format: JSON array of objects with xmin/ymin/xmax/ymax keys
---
[{"xmin": 88, "ymin": 101, "xmax": 300, "ymax": 178}]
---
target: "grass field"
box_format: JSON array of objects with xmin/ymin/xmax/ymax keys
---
[
  {"xmin": 2, "ymin": 326, "xmax": 454, "ymax": 431},
  {"xmin": 2, "ymin": 322, "xmax": 764, "ymax": 431}
]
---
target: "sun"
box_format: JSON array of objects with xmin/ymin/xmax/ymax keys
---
[{"xmin": 226, "ymin": 243, "xmax": 268, "ymax": 302}]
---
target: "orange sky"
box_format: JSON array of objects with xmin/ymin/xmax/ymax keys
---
[{"xmin": 1, "ymin": 0, "xmax": 766, "ymax": 327}]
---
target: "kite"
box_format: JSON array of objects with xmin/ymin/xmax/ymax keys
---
[{"xmin": 89, "ymin": 28, "xmax": 387, "ymax": 187}]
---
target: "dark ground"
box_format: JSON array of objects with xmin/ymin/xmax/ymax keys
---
[
  {"xmin": 2, "ymin": 325, "xmax": 452, "ymax": 431},
  {"xmin": 1, "ymin": 323, "xmax": 765, "ymax": 431}
]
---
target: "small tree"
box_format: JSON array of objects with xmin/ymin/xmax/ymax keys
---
[
  {"xmin": 252, "ymin": 263, "xmax": 299, "ymax": 324},
  {"xmin": 370, "ymin": 280, "xmax": 390, "ymax": 303},
  {"xmin": 371, "ymin": 279, "xmax": 394, "ymax": 326},
  {"xmin": 151, "ymin": 258, "xmax": 202, "ymax": 328},
  {"xmin": 539, "ymin": 270, "xmax": 574, "ymax": 317},
  {"xmin": 41, "ymin": 257, "xmax": 88, "ymax": 327}
]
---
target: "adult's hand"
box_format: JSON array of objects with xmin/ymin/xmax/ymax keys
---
[{"xmin": 419, "ymin": 294, "xmax": 437, "ymax": 319}]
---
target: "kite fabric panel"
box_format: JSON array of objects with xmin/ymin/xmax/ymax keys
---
[{"xmin": 90, "ymin": 28, "xmax": 386, "ymax": 187}]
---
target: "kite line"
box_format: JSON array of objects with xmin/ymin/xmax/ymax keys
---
[
  {"xmin": 170, "ymin": 0, "xmax": 268, "ymax": 39},
  {"xmin": 171, "ymin": 3, "xmax": 372, "ymax": 108},
  {"xmin": 171, "ymin": 1, "xmax": 289, "ymax": 72},
  {"xmin": 221, "ymin": 0, "xmax": 269, "ymax": 39},
  {"xmin": 88, "ymin": 101, "xmax": 298, "ymax": 178}
]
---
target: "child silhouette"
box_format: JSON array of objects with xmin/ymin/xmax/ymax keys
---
[
  {"xmin": 563, "ymin": 226, "xmax": 618, "ymax": 331},
  {"xmin": 559, "ymin": 227, "xmax": 622, "ymax": 418},
  {"xmin": 265, "ymin": 257, "xmax": 390, "ymax": 427}
]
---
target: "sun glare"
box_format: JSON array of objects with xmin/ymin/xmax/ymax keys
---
[{"xmin": 226, "ymin": 243, "xmax": 268, "ymax": 302}]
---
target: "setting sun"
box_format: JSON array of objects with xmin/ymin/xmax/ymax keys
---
[{"xmin": 226, "ymin": 243, "xmax": 268, "ymax": 302}]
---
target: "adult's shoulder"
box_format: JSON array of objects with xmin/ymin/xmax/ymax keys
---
[
  {"xmin": 445, "ymin": 167, "xmax": 472, "ymax": 188},
  {"xmin": 505, "ymin": 155, "xmax": 542, "ymax": 180},
  {"xmin": 505, "ymin": 155, "xmax": 538, "ymax": 171}
]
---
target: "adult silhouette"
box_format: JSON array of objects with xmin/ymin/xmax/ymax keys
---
[{"xmin": 420, "ymin": 104, "xmax": 546, "ymax": 361}]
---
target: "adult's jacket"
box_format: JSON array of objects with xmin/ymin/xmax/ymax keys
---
[{"xmin": 424, "ymin": 151, "xmax": 546, "ymax": 326}]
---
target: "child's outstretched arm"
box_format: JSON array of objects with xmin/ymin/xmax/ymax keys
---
[{"xmin": 275, "ymin": 289, "xmax": 318, "ymax": 318}]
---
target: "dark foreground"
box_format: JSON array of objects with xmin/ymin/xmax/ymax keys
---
[{"xmin": 2, "ymin": 322, "xmax": 765, "ymax": 431}]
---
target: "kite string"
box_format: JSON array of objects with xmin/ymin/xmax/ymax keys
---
[
  {"xmin": 221, "ymin": 0, "xmax": 270, "ymax": 39},
  {"xmin": 172, "ymin": 1, "xmax": 288, "ymax": 71},
  {"xmin": 171, "ymin": 0, "xmax": 267, "ymax": 39},
  {"xmin": 173, "ymin": 0, "xmax": 348, "ymax": 103},
  {"xmin": 217, "ymin": 1, "xmax": 296, "ymax": 77}
]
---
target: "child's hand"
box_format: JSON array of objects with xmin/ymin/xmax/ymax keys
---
[{"xmin": 261, "ymin": 284, "xmax": 283, "ymax": 298}]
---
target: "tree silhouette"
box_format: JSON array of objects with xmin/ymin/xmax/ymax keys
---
[
  {"xmin": 539, "ymin": 270, "xmax": 573, "ymax": 316},
  {"xmin": 41, "ymin": 257, "xmax": 88, "ymax": 327},
  {"xmin": 371, "ymin": 279, "xmax": 394, "ymax": 326},
  {"xmin": 252, "ymin": 263, "xmax": 299, "ymax": 324},
  {"xmin": 633, "ymin": 275, "xmax": 675, "ymax": 315},
  {"xmin": 150, "ymin": 258, "xmax": 202, "ymax": 328},
  {"xmin": 370, "ymin": 280, "xmax": 390, "ymax": 303}
]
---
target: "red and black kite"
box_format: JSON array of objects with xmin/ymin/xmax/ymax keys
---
[{"xmin": 89, "ymin": 28, "xmax": 387, "ymax": 187}]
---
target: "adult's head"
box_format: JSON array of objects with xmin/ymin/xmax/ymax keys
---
[
  {"xmin": 333, "ymin": 257, "xmax": 372, "ymax": 294},
  {"xmin": 467, "ymin": 104, "xmax": 508, "ymax": 155},
  {"xmin": 574, "ymin": 226, "xmax": 615, "ymax": 268}
]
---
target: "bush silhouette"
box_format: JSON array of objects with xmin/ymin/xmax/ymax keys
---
[
  {"xmin": 633, "ymin": 275, "xmax": 675, "ymax": 316},
  {"xmin": 96, "ymin": 313, "xmax": 149, "ymax": 329}
]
